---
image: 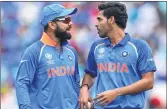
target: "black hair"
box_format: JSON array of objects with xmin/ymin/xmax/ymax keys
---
[
  {"xmin": 44, "ymin": 24, "xmax": 48, "ymax": 32},
  {"xmin": 44, "ymin": 18, "xmax": 57, "ymax": 32},
  {"xmin": 98, "ymin": 2, "xmax": 128, "ymax": 29}
]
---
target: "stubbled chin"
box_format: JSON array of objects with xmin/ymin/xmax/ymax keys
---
[
  {"xmin": 99, "ymin": 34, "xmax": 106, "ymax": 38},
  {"xmin": 66, "ymin": 31, "xmax": 71, "ymax": 34}
]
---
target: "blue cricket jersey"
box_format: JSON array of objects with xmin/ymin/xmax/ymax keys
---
[
  {"xmin": 85, "ymin": 33, "xmax": 157, "ymax": 109},
  {"xmin": 15, "ymin": 32, "xmax": 80, "ymax": 109}
]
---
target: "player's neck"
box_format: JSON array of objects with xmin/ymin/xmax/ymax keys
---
[
  {"xmin": 46, "ymin": 32, "xmax": 62, "ymax": 50},
  {"xmin": 108, "ymin": 28, "xmax": 125, "ymax": 46}
]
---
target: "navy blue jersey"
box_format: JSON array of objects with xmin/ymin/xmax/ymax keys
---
[
  {"xmin": 85, "ymin": 33, "xmax": 157, "ymax": 109},
  {"xmin": 15, "ymin": 32, "xmax": 80, "ymax": 109}
]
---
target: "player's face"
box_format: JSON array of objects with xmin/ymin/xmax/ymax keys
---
[
  {"xmin": 95, "ymin": 11, "xmax": 110, "ymax": 38},
  {"xmin": 53, "ymin": 16, "xmax": 72, "ymax": 41}
]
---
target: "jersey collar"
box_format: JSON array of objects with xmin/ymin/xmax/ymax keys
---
[
  {"xmin": 104, "ymin": 33, "xmax": 130, "ymax": 46},
  {"xmin": 119, "ymin": 33, "xmax": 130, "ymax": 46},
  {"xmin": 40, "ymin": 32, "xmax": 68, "ymax": 46},
  {"xmin": 40, "ymin": 32, "xmax": 58, "ymax": 46}
]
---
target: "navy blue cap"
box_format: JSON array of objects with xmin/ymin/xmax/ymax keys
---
[{"xmin": 40, "ymin": 4, "xmax": 77, "ymax": 27}]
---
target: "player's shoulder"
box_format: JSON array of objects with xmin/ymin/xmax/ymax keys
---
[
  {"xmin": 65, "ymin": 44, "xmax": 78, "ymax": 56},
  {"xmin": 23, "ymin": 41, "xmax": 44, "ymax": 56},
  {"xmin": 129, "ymin": 37, "xmax": 150, "ymax": 48},
  {"xmin": 92, "ymin": 38, "xmax": 106, "ymax": 48}
]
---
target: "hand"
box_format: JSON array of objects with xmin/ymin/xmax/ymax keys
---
[
  {"xmin": 94, "ymin": 90, "xmax": 119, "ymax": 106},
  {"xmin": 79, "ymin": 85, "xmax": 92, "ymax": 109}
]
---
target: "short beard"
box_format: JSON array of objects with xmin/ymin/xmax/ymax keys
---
[
  {"xmin": 99, "ymin": 32, "xmax": 107, "ymax": 38},
  {"xmin": 99, "ymin": 34, "xmax": 107, "ymax": 38},
  {"xmin": 54, "ymin": 25, "xmax": 72, "ymax": 43}
]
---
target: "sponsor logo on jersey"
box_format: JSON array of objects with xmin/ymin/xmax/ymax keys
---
[
  {"xmin": 97, "ymin": 62, "xmax": 129, "ymax": 73},
  {"xmin": 47, "ymin": 66, "xmax": 75, "ymax": 78}
]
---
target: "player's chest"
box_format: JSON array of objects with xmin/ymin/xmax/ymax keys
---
[
  {"xmin": 39, "ymin": 47, "xmax": 75, "ymax": 69},
  {"xmin": 94, "ymin": 46, "xmax": 137, "ymax": 64}
]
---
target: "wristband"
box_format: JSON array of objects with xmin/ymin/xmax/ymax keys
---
[{"xmin": 80, "ymin": 84, "xmax": 90, "ymax": 89}]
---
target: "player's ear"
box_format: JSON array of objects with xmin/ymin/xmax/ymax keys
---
[
  {"xmin": 48, "ymin": 21, "xmax": 56, "ymax": 30},
  {"xmin": 108, "ymin": 16, "xmax": 115, "ymax": 24}
]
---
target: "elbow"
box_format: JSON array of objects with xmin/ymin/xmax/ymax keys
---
[
  {"xmin": 149, "ymin": 83, "xmax": 154, "ymax": 90},
  {"xmin": 147, "ymin": 79, "xmax": 154, "ymax": 90},
  {"xmin": 142, "ymin": 72, "xmax": 155, "ymax": 90},
  {"xmin": 15, "ymin": 80, "xmax": 19, "ymax": 88}
]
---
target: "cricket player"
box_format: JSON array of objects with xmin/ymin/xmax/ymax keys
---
[
  {"xmin": 79, "ymin": 2, "xmax": 157, "ymax": 109},
  {"xmin": 15, "ymin": 4, "xmax": 80, "ymax": 109}
]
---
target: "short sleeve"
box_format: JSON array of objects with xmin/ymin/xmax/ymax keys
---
[
  {"xmin": 84, "ymin": 42, "xmax": 97, "ymax": 77},
  {"xmin": 137, "ymin": 40, "xmax": 157, "ymax": 75}
]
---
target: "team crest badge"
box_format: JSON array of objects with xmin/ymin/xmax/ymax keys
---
[
  {"xmin": 122, "ymin": 51, "xmax": 128, "ymax": 57},
  {"xmin": 68, "ymin": 55, "xmax": 72, "ymax": 61}
]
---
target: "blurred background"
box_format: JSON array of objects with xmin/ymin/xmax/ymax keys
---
[{"xmin": 1, "ymin": 1, "xmax": 166, "ymax": 109}]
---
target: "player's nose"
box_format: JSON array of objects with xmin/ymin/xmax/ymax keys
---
[
  {"xmin": 69, "ymin": 21, "xmax": 72, "ymax": 26},
  {"xmin": 95, "ymin": 24, "xmax": 98, "ymax": 28}
]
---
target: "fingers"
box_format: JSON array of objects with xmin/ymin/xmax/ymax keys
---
[
  {"xmin": 94, "ymin": 94, "xmax": 103, "ymax": 101},
  {"xmin": 79, "ymin": 102, "xmax": 89, "ymax": 109},
  {"xmin": 79, "ymin": 98, "xmax": 84, "ymax": 109},
  {"xmin": 79, "ymin": 98, "xmax": 89, "ymax": 109},
  {"xmin": 85, "ymin": 102, "xmax": 89, "ymax": 109},
  {"xmin": 90, "ymin": 101, "xmax": 94, "ymax": 109},
  {"xmin": 88, "ymin": 97, "xmax": 94, "ymax": 109},
  {"xmin": 96, "ymin": 97, "xmax": 106, "ymax": 104},
  {"xmin": 79, "ymin": 89, "xmax": 94, "ymax": 109},
  {"xmin": 98, "ymin": 99, "xmax": 108, "ymax": 106},
  {"xmin": 93, "ymin": 93, "xmax": 108, "ymax": 106},
  {"xmin": 80, "ymin": 103, "xmax": 84, "ymax": 109},
  {"xmin": 88, "ymin": 96, "xmax": 93, "ymax": 102}
]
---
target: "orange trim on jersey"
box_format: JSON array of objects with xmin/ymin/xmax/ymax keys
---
[{"xmin": 40, "ymin": 32, "xmax": 57, "ymax": 46}]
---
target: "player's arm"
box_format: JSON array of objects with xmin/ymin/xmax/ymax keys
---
[
  {"xmin": 114, "ymin": 71, "xmax": 154, "ymax": 95},
  {"xmin": 79, "ymin": 74, "xmax": 95, "ymax": 109},
  {"xmin": 95, "ymin": 71, "xmax": 155, "ymax": 106},
  {"xmin": 15, "ymin": 48, "xmax": 38, "ymax": 109},
  {"xmin": 81, "ymin": 73, "xmax": 95, "ymax": 91},
  {"xmin": 79, "ymin": 42, "xmax": 97, "ymax": 109},
  {"xmin": 117, "ymin": 40, "xmax": 157, "ymax": 95}
]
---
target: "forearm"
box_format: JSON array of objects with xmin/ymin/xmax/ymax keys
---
[
  {"xmin": 82, "ymin": 73, "xmax": 95, "ymax": 89},
  {"xmin": 115, "ymin": 73, "xmax": 154, "ymax": 96},
  {"xmin": 79, "ymin": 73, "xmax": 95, "ymax": 107}
]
